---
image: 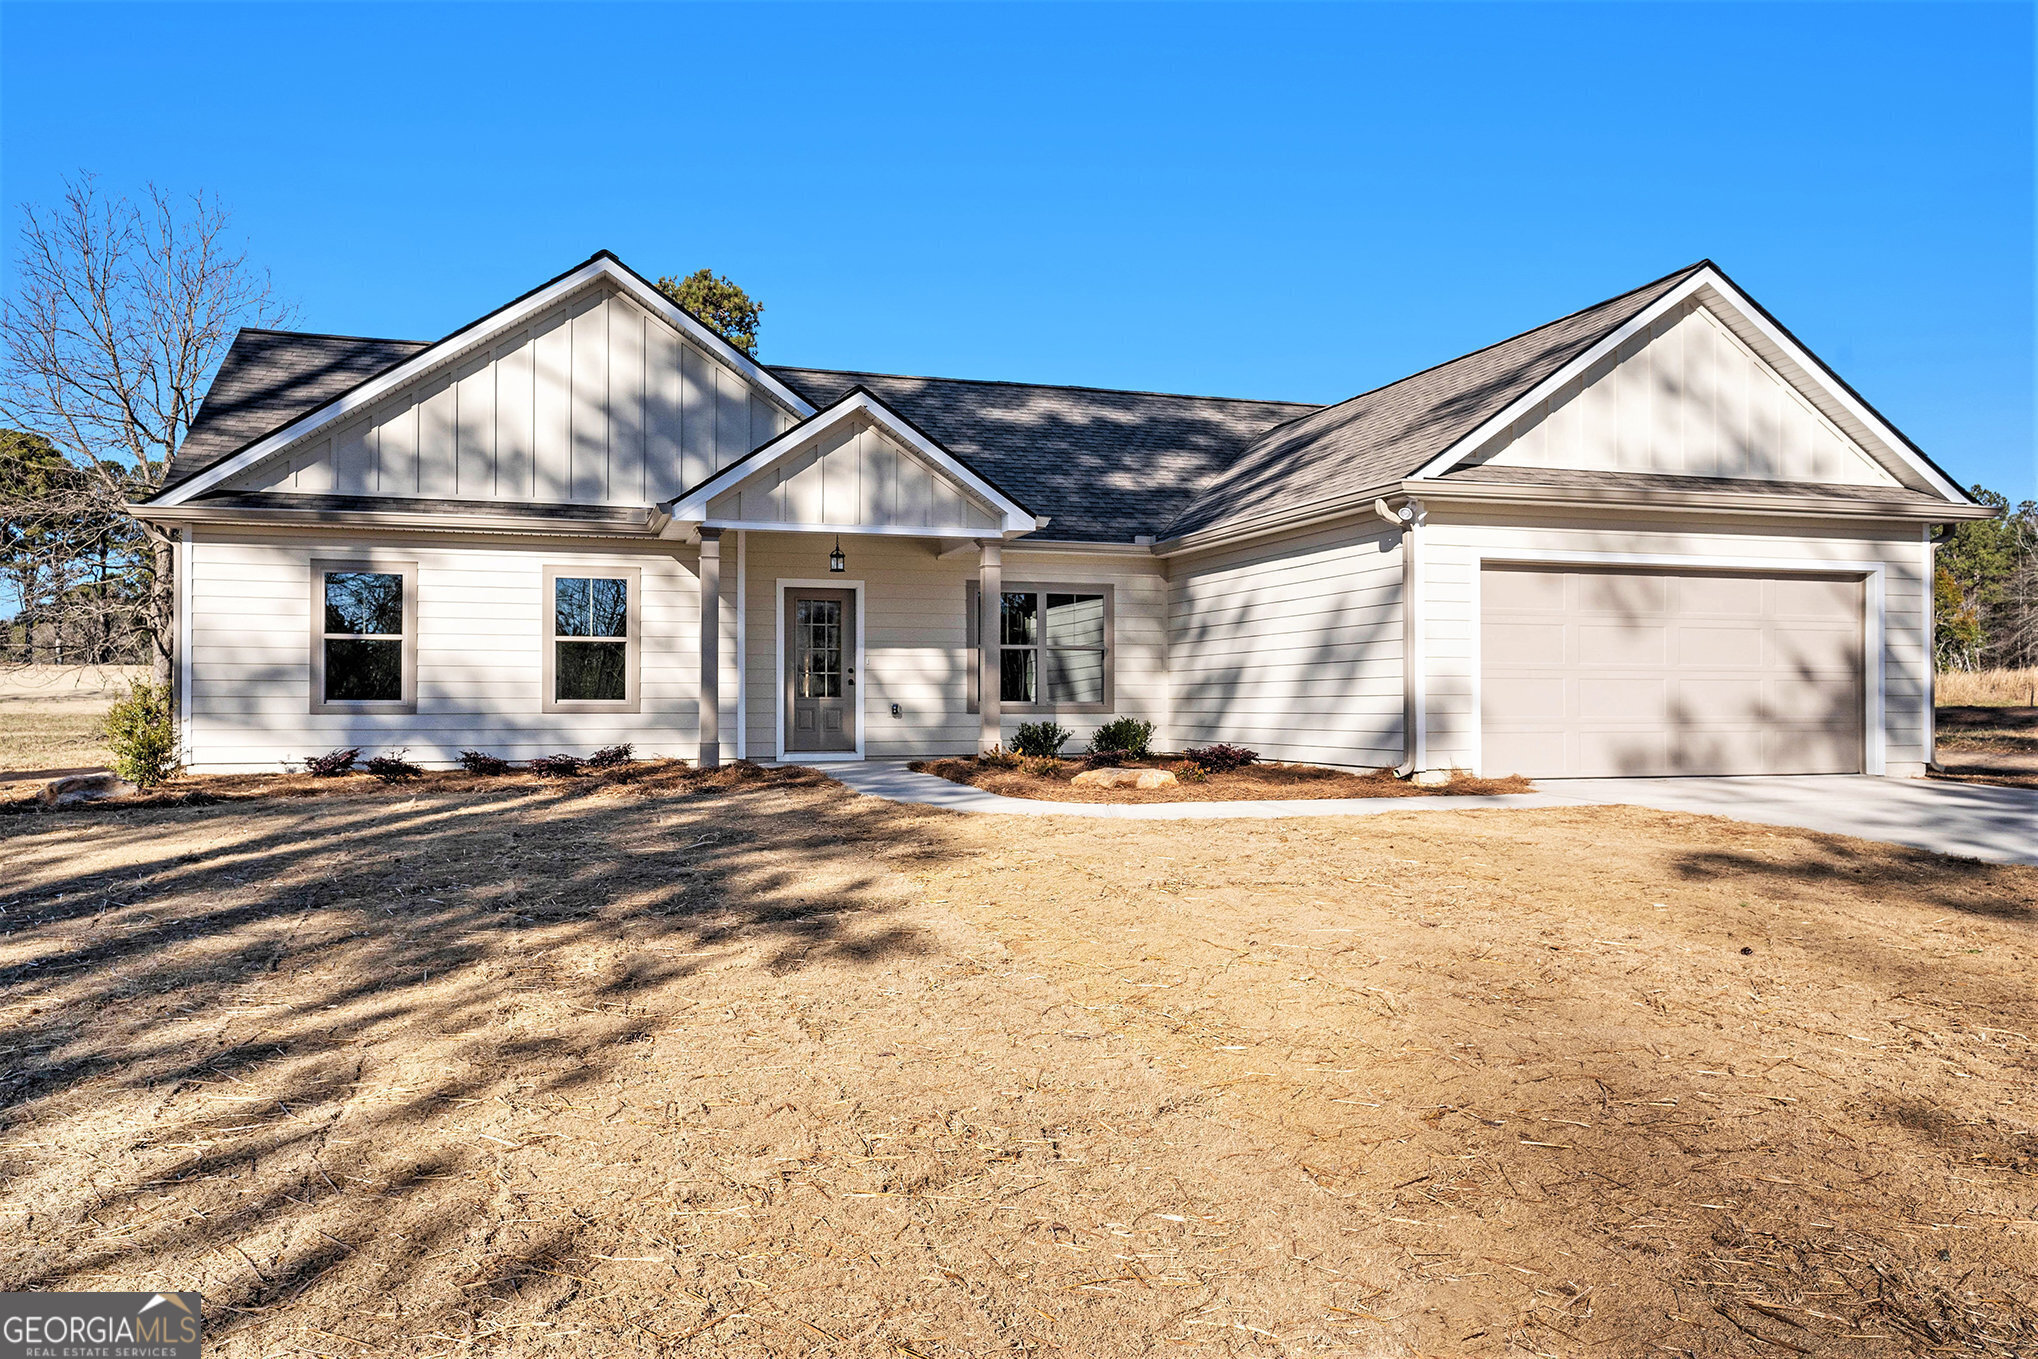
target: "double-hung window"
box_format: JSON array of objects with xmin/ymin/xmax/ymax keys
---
[
  {"xmin": 311, "ymin": 561, "xmax": 416, "ymax": 713},
  {"xmin": 544, "ymin": 566, "xmax": 640, "ymax": 712},
  {"xmin": 969, "ymin": 583, "xmax": 1112, "ymax": 712}
]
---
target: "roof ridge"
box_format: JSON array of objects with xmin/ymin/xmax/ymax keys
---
[
  {"xmin": 1254, "ymin": 259, "xmax": 1712, "ymax": 431},
  {"xmin": 771, "ymin": 364, "xmax": 1322, "ymax": 409},
  {"xmin": 236, "ymin": 326, "xmax": 430, "ymax": 346}
]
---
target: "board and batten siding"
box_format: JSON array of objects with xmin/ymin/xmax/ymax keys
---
[
  {"xmin": 736, "ymin": 534, "xmax": 1168, "ymax": 760},
  {"xmin": 708, "ymin": 414, "xmax": 1004, "ymax": 532},
  {"xmin": 1419, "ymin": 512, "xmax": 1933, "ymax": 778},
  {"xmin": 184, "ymin": 529, "xmax": 706, "ymax": 773},
  {"xmin": 225, "ymin": 282, "xmax": 794, "ymax": 506},
  {"xmin": 1166, "ymin": 519, "xmax": 1405, "ymax": 768},
  {"xmin": 1465, "ymin": 300, "xmax": 1900, "ymax": 487}
]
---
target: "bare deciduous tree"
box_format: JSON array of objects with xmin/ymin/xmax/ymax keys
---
[{"xmin": 1, "ymin": 173, "xmax": 292, "ymax": 680}]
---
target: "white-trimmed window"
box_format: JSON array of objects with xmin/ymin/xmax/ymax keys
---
[
  {"xmin": 968, "ymin": 582, "xmax": 1113, "ymax": 712},
  {"xmin": 311, "ymin": 561, "xmax": 417, "ymax": 714},
  {"xmin": 544, "ymin": 566, "xmax": 640, "ymax": 712}
]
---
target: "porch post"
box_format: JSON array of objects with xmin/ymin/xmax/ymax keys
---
[
  {"xmin": 698, "ymin": 528, "xmax": 722, "ymax": 769},
  {"xmin": 978, "ymin": 538, "xmax": 1002, "ymax": 754}
]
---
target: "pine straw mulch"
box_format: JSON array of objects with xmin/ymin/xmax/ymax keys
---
[
  {"xmin": 910, "ymin": 755, "xmax": 1533, "ymax": 802},
  {"xmin": 0, "ymin": 758, "xmax": 818, "ymax": 816},
  {"xmin": 2, "ymin": 777, "xmax": 2034, "ymax": 1355}
]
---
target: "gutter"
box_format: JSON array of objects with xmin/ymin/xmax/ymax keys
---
[
  {"xmin": 1401, "ymin": 478, "xmax": 2000, "ymax": 522},
  {"xmin": 128, "ymin": 502, "xmax": 664, "ymax": 539}
]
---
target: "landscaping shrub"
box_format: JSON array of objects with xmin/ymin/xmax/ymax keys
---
[
  {"xmin": 1012, "ymin": 720, "xmax": 1071, "ymax": 758},
  {"xmin": 586, "ymin": 743, "xmax": 635, "ymax": 768},
  {"xmin": 458, "ymin": 750, "xmax": 511, "ymax": 775},
  {"xmin": 528, "ymin": 753, "xmax": 581, "ymax": 778},
  {"xmin": 1087, "ymin": 717, "xmax": 1155, "ymax": 759},
  {"xmin": 304, "ymin": 748, "xmax": 362, "ymax": 777},
  {"xmin": 103, "ymin": 682, "xmax": 176, "ymax": 789},
  {"xmin": 363, "ymin": 750, "xmax": 422, "ymax": 782},
  {"xmin": 1186, "ymin": 743, "xmax": 1258, "ymax": 774},
  {"xmin": 978, "ymin": 746, "xmax": 1022, "ymax": 770},
  {"xmin": 1170, "ymin": 759, "xmax": 1207, "ymax": 784},
  {"xmin": 1023, "ymin": 756, "xmax": 1063, "ymax": 778}
]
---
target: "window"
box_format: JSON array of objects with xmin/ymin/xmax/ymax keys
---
[
  {"xmin": 968, "ymin": 583, "xmax": 1112, "ymax": 711},
  {"xmin": 543, "ymin": 566, "xmax": 640, "ymax": 712},
  {"xmin": 310, "ymin": 561, "xmax": 416, "ymax": 713}
]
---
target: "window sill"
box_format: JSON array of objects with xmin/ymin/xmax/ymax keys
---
[{"xmin": 311, "ymin": 700, "xmax": 418, "ymax": 716}]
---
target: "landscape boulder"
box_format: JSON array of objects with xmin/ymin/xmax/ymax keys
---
[{"xmin": 1070, "ymin": 767, "xmax": 1177, "ymax": 790}]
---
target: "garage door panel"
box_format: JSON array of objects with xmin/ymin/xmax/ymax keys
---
[
  {"xmin": 1580, "ymin": 623, "xmax": 1666, "ymax": 666},
  {"xmin": 1676, "ymin": 624, "xmax": 1764, "ymax": 667},
  {"xmin": 1481, "ymin": 565, "xmax": 1862, "ymax": 777}
]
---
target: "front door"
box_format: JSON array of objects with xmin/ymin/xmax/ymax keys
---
[{"xmin": 785, "ymin": 589, "xmax": 856, "ymax": 753}]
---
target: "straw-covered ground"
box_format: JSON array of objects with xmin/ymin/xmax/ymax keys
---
[
  {"xmin": 2, "ymin": 766, "xmax": 2033, "ymax": 1356},
  {"xmin": 910, "ymin": 756, "xmax": 1531, "ymax": 803}
]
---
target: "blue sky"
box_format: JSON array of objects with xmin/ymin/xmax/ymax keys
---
[{"xmin": 3, "ymin": 1, "xmax": 2032, "ymax": 498}]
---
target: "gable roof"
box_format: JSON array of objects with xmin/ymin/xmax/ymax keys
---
[
  {"xmin": 1156, "ymin": 262, "xmax": 1712, "ymax": 540},
  {"xmin": 147, "ymin": 251, "xmax": 814, "ymax": 506},
  {"xmin": 165, "ymin": 330, "xmax": 429, "ymax": 489},
  {"xmin": 769, "ymin": 367, "xmax": 1317, "ymax": 542},
  {"xmin": 668, "ymin": 385, "xmax": 1038, "ymax": 535}
]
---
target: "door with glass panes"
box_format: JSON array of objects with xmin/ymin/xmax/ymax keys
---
[{"xmin": 785, "ymin": 589, "xmax": 856, "ymax": 752}]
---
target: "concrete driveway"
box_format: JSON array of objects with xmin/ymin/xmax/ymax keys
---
[{"xmin": 1537, "ymin": 775, "xmax": 2037, "ymax": 866}]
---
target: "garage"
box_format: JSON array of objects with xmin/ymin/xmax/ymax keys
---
[{"xmin": 1479, "ymin": 565, "xmax": 1865, "ymax": 778}]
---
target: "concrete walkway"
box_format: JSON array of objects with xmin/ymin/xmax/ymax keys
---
[{"xmin": 822, "ymin": 762, "xmax": 2037, "ymax": 865}]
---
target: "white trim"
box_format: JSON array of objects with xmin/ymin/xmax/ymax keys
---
[
  {"xmin": 745, "ymin": 529, "xmax": 754, "ymax": 766},
  {"xmin": 176, "ymin": 529, "xmax": 193, "ymax": 767},
  {"xmin": 1466, "ymin": 548, "xmax": 1890, "ymax": 778},
  {"xmin": 1410, "ymin": 267, "xmax": 1970, "ymax": 503},
  {"xmin": 695, "ymin": 519, "xmax": 1019, "ymax": 540},
  {"xmin": 1922, "ymin": 523, "xmax": 1935, "ymax": 769},
  {"xmin": 1408, "ymin": 512, "xmax": 1427, "ymax": 773},
  {"xmin": 774, "ymin": 577, "xmax": 866, "ymax": 762},
  {"xmin": 152, "ymin": 254, "xmax": 815, "ymax": 507},
  {"xmin": 668, "ymin": 389, "xmax": 1035, "ymax": 535}
]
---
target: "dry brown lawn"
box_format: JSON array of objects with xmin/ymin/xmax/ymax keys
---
[
  {"xmin": 2, "ymin": 768, "xmax": 2034, "ymax": 1356},
  {"xmin": 1939, "ymin": 669, "xmax": 2038, "ymax": 709}
]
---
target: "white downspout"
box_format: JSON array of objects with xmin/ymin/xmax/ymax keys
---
[
  {"xmin": 735, "ymin": 529, "xmax": 747, "ymax": 761},
  {"xmin": 1374, "ymin": 497, "xmax": 1428, "ymax": 779}
]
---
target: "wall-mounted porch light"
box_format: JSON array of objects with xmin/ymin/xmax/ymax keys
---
[{"xmin": 828, "ymin": 536, "xmax": 846, "ymax": 573}]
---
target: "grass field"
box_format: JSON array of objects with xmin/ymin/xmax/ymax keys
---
[
  {"xmin": 1939, "ymin": 668, "xmax": 2038, "ymax": 708},
  {"xmin": 2, "ymin": 768, "xmax": 2032, "ymax": 1355},
  {"xmin": 0, "ymin": 664, "xmax": 147, "ymax": 774}
]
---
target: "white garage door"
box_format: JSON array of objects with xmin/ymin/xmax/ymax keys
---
[{"xmin": 1480, "ymin": 566, "xmax": 1864, "ymax": 778}]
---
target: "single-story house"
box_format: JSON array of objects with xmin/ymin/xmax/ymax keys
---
[{"xmin": 134, "ymin": 253, "xmax": 1992, "ymax": 779}]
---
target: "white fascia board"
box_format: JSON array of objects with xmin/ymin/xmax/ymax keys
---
[
  {"xmin": 1410, "ymin": 267, "xmax": 1970, "ymax": 504},
  {"xmin": 153, "ymin": 255, "xmax": 815, "ymax": 508},
  {"xmin": 668, "ymin": 388, "xmax": 1035, "ymax": 534}
]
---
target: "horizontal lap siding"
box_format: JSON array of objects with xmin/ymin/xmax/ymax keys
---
[
  {"xmin": 737, "ymin": 536, "xmax": 1168, "ymax": 759},
  {"xmin": 1422, "ymin": 513, "xmax": 1931, "ymax": 775},
  {"xmin": 186, "ymin": 530, "xmax": 701, "ymax": 772},
  {"xmin": 1166, "ymin": 521, "xmax": 1404, "ymax": 768}
]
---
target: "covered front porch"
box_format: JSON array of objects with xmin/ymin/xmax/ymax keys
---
[{"xmin": 662, "ymin": 386, "xmax": 1165, "ymax": 766}]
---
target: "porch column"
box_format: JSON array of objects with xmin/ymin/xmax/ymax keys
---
[
  {"xmin": 978, "ymin": 538, "xmax": 1002, "ymax": 754},
  {"xmin": 698, "ymin": 528, "xmax": 722, "ymax": 769}
]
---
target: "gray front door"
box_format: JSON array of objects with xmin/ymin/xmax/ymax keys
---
[{"xmin": 786, "ymin": 589, "xmax": 856, "ymax": 752}]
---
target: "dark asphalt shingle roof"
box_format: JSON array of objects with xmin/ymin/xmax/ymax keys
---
[
  {"xmin": 1155, "ymin": 262, "xmax": 1709, "ymax": 539},
  {"xmin": 165, "ymin": 329, "xmax": 429, "ymax": 489},
  {"xmin": 161, "ymin": 262, "xmax": 1777, "ymax": 542},
  {"xmin": 767, "ymin": 368, "xmax": 1317, "ymax": 541}
]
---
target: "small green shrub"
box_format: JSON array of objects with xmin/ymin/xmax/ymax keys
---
[
  {"xmin": 103, "ymin": 682, "xmax": 176, "ymax": 788},
  {"xmin": 1087, "ymin": 717, "xmax": 1155, "ymax": 759},
  {"xmin": 1012, "ymin": 720, "xmax": 1071, "ymax": 758}
]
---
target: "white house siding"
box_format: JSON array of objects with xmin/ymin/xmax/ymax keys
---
[
  {"xmin": 707, "ymin": 415, "xmax": 1005, "ymax": 532},
  {"xmin": 736, "ymin": 534, "xmax": 1169, "ymax": 760},
  {"xmin": 184, "ymin": 528, "xmax": 705, "ymax": 773},
  {"xmin": 1465, "ymin": 300, "xmax": 1899, "ymax": 487},
  {"xmin": 224, "ymin": 282, "xmax": 793, "ymax": 506},
  {"xmin": 1419, "ymin": 510, "xmax": 1933, "ymax": 778},
  {"xmin": 1165, "ymin": 518, "xmax": 1405, "ymax": 768}
]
